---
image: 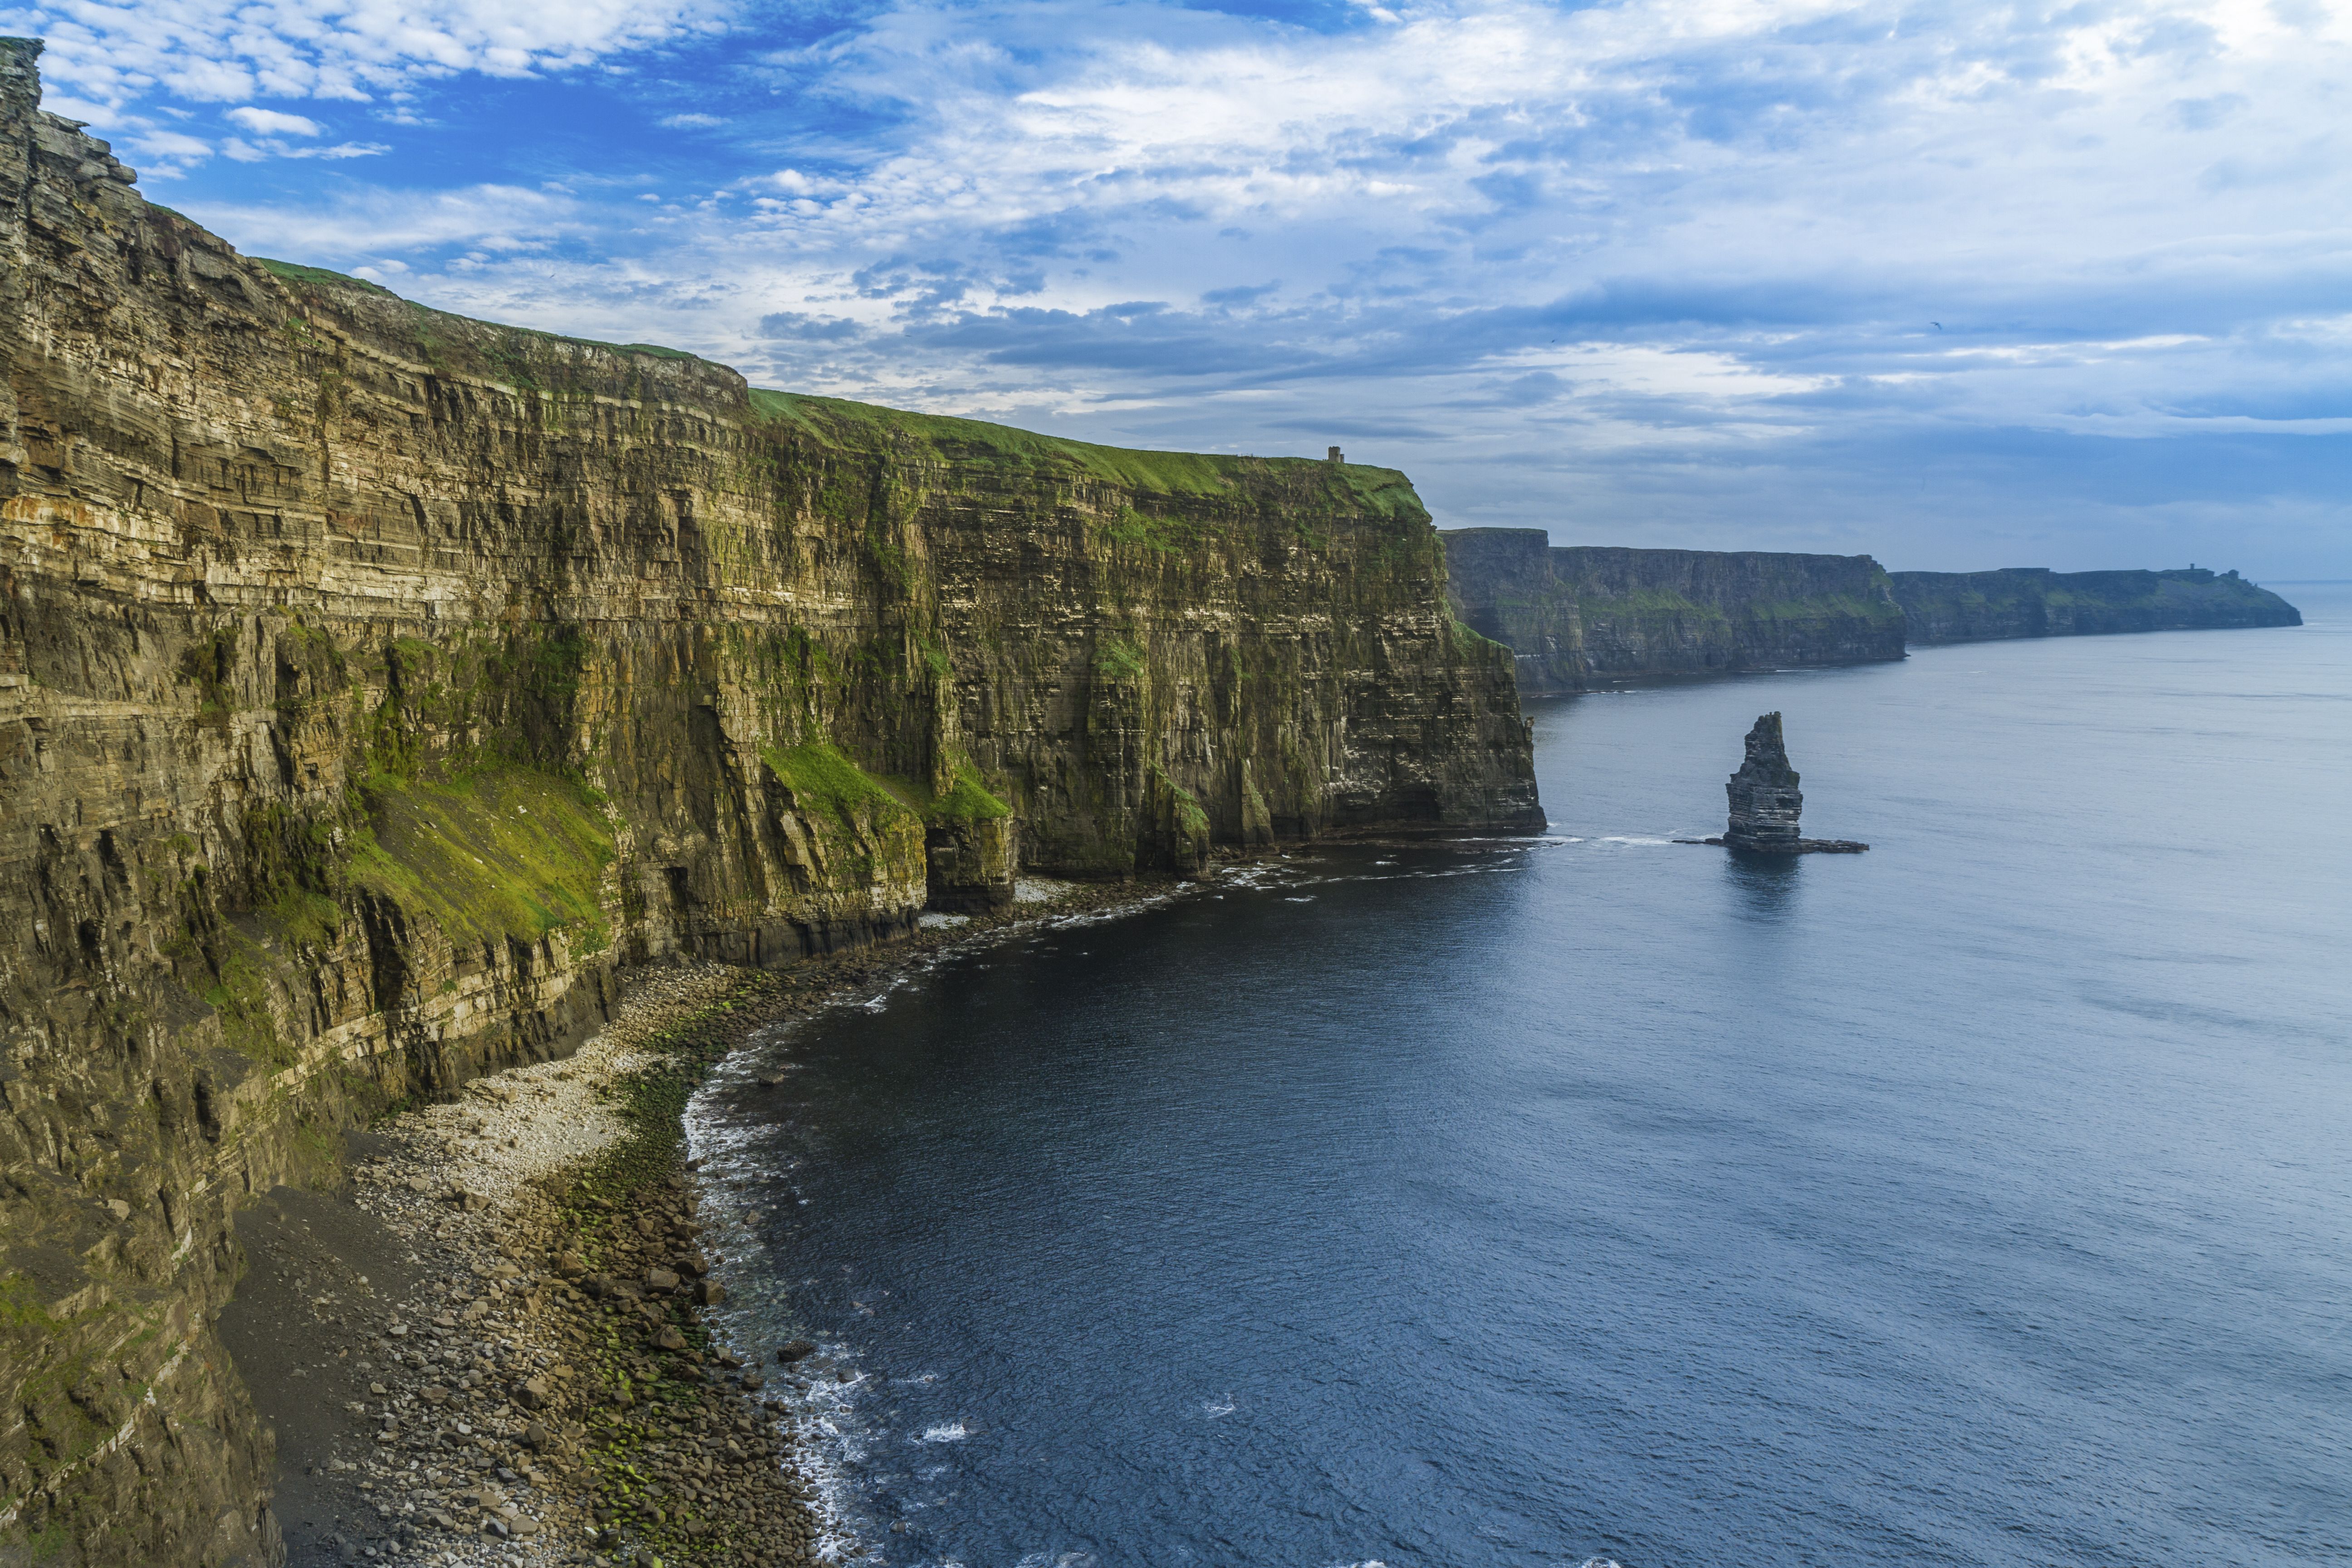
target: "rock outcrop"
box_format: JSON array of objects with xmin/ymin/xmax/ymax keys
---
[
  {"xmin": 1722, "ymin": 713, "xmax": 1804, "ymax": 851},
  {"xmin": 1687, "ymin": 713, "xmax": 1867, "ymax": 854},
  {"xmin": 1889, "ymin": 567, "xmax": 2301, "ymax": 643},
  {"xmin": 0, "ymin": 37, "xmax": 1539, "ymax": 1565},
  {"xmin": 1442, "ymin": 529, "xmax": 1906, "ymax": 693}
]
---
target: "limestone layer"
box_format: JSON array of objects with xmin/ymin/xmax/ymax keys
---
[
  {"xmin": 1441, "ymin": 529, "xmax": 1907, "ymax": 694},
  {"xmin": 0, "ymin": 37, "xmax": 1538, "ymax": 1565}
]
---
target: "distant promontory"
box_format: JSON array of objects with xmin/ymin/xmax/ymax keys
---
[
  {"xmin": 1887, "ymin": 566, "xmax": 2303, "ymax": 643},
  {"xmin": 1440, "ymin": 529, "xmax": 2303, "ymax": 693}
]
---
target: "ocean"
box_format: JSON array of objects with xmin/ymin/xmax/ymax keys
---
[{"xmin": 688, "ymin": 583, "xmax": 2351, "ymax": 1568}]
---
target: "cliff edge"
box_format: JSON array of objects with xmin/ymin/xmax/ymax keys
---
[
  {"xmin": 1441, "ymin": 529, "xmax": 1906, "ymax": 693},
  {"xmin": 0, "ymin": 36, "xmax": 1538, "ymax": 1565},
  {"xmin": 1889, "ymin": 567, "xmax": 2302, "ymax": 643}
]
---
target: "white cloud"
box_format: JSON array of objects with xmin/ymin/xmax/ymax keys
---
[
  {"xmin": 184, "ymin": 182, "xmax": 582, "ymax": 255},
  {"xmin": 0, "ymin": 0, "xmax": 740, "ymax": 110},
  {"xmin": 126, "ymin": 127, "xmax": 211, "ymax": 160},
  {"xmin": 661, "ymin": 112, "xmax": 724, "ymax": 127},
  {"xmin": 227, "ymin": 105, "xmax": 321, "ymax": 136}
]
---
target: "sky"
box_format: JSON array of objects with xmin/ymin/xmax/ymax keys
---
[{"xmin": 8, "ymin": 0, "xmax": 2348, "ymax": 575}]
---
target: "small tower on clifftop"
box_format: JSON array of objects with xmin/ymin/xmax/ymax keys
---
[{"xmin": 1327, "ymin": 446, "xmax": 1343, "ymax": 463}]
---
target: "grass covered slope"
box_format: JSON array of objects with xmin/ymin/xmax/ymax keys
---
[
  {"xmin": 748, "ymin": 389, "xmax": 1431, "ymax": 517},
  {"xmin": 1890, "ymin": 567, "xmax": 2303, "ymax": 643},
  {"xmin": 352, "ymin": 769, "xmax": 616, "ymax": 954}
]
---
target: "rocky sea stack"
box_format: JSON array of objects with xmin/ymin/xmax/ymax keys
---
[
  {"xmin": 1693, "ymin": 713, "xmax": 1868, "ymax": 855},
  {"xmin": 1724, "ymin": 713, "xmax": 1804, "ymax": 851}
]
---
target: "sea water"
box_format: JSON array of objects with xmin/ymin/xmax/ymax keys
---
[{"xmin": 688, "ymin": 583, "xmax": 2351, "ymax": 1568}]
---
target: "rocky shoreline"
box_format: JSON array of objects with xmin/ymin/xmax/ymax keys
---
[{"xmin": 233, "ymin": 878, "xmax": 1156, "ymax": 1567}]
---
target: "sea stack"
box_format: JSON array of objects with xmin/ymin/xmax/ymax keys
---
[
  {"xmin": 1695, "ymin": 712, "xmax": 1869, "ymax": 853},
  {"xmin": 1725, "ymin": 712, "xmax": 1804, "ymax": 850}
]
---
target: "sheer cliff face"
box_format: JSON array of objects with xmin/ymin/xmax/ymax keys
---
[
  {"xmin": 1890, "ymin": 568, "xmax": 2303, "ymax": 643},
  {"xmin": 0, "ymin": 38, "xmax": 1537, "ymax": 1563},
  {"xmin": 1442, "ymin": 529, "xmax": 1906, "ymax": 694}
]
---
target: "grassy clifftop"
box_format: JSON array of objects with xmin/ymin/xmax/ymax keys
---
[
  {"xmin": 1891, "ymin": 567, "xmax": 2303, "ymax": 643},
  {"xmin": 747, "ymin": 389, "xmax": 1429, "ymax": 518}
]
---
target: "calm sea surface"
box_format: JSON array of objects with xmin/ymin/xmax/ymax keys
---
[{"xmin": 689, "ymin": 583, "xmax": 2351, "ymax": 1568}]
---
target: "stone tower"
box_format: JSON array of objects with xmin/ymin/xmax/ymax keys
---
[{"xmin": 1724, "ymin": 711, "xmax": 1803, "ymax": 851}]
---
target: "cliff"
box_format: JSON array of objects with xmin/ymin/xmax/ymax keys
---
[
  {"xmin": 1889, "ymin": 567, "xmax": 2303, "ymax": 643},
  {"xmin": 0, "ymin": 37, "xmax": 1539, "ymax": 1566},
  {"xmin": 1441, "ymin": 529, "xmax": 1906, "ymax": 693}
]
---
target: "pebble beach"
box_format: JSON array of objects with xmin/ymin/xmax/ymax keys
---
[{"xmin": 225, "ymin": 877, "xmax": 1153, "ymax": 1567}]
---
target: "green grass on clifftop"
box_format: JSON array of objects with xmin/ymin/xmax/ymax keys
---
[
  {"xmin": 257, "ymin": 259, "xmax": 710, "ymax": 367},
  {"xmin": 257, "ymin": 258, "xmax": 402, "ymax": 298},
  {"xmin": 244, "ymin": 252, "xmax": 1422, "ymax": 519},
  {"xmin": 748, "ymin": 389, "xmax": 1429, "ymax": 516}
]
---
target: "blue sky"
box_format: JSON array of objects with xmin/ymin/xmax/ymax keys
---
[{"xmin": 11, "ymin": 0, "xmax": 2348, "ymax": 575}]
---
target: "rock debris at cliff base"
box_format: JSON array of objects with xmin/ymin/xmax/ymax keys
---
[
  {"xmin": 215, "ymin": 877, "xmax": 1161, "ymax": 1568},
  {"xmin": 220, "ymin": 964, "xmax": 807, "ymax": 1568}
]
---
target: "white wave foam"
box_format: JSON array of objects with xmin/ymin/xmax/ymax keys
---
[
  {"xmin": 918, "ymin": 1422, "xmax": 968, "ymax": 1443},
  {"xmin": 1201, "ymin": 1396, "xmax": 1236, "ymax": 1417}
]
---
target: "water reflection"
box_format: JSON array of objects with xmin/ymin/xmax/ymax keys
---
[{"xmin": 1722, "ymin": 847, "xmax": 1803, "ymax": 915}]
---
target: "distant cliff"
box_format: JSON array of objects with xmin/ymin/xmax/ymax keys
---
[
  {"xmin": 1890, "ymin": 568, "xmax": 2303, "ymax": 643},
  {"xmin": 0, "ymin": 37, "xmax": 1539, "ymax": 1566},
  {"xmin": 1441, "ymin": 529, "xmax": 1906, "ymax": 693}
]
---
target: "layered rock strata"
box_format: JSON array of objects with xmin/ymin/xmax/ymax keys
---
[
  {"xmin": 1442, "ymin": 529, "xmax": 1906, "ymax": 693},
  {"xmin": 1889, "ymin": 567, "xmax": 2302, "ymax": 643},
  {"xmin": 0, "ymin": 37, "xmax": 1540, "ymax": 1566},
  {"xmin": 1723, "ymin": 712, "xmax": 1803, "ymax": 850},
  {"xmin": 1695, "ymin": 712, "xmax": 1866, "ymax": 855}
]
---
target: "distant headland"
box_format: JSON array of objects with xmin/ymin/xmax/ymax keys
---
[{"xmin": 1440, "ymin": 529, "xmax": 2301, "ymax": 694}]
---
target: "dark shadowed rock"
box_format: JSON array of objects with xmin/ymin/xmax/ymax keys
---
[
  {"xmin": 1725, "ymin": 713, "xmax": 1804, "ymax": 852},
  {"xmin": 1681, "ymin": 712, "xmax": 1868, "ymax": 854}
]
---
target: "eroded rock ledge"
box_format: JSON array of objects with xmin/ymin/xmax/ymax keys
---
[{"xmin": 0, "ymin": 34, "xmax": 1539, "ymax": 1564}]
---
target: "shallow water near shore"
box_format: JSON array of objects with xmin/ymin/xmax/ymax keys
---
[{"xmin": 690, "ymin": 585, "xmax": 2352, "ymax": 1568}]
